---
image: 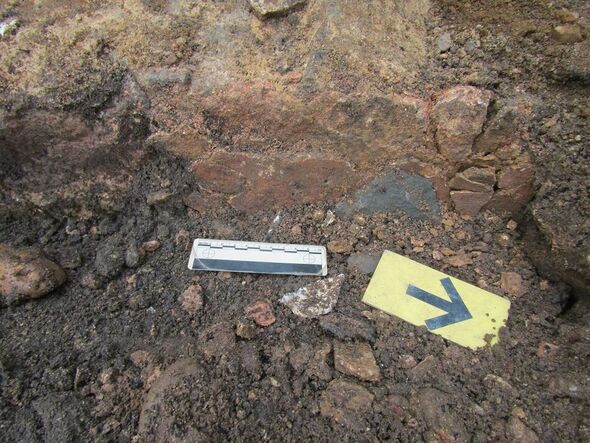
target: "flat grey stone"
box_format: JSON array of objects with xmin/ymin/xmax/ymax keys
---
[{"xmin": 336, "ymin": 172, "xmax": 440, "ymax": 221}]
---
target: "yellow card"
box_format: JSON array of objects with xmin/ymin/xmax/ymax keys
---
[{"xmin": 362, "ymin": 251, "xmax": 510, "ymax": 349}]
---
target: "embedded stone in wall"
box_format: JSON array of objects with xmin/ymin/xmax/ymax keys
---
[
  {"xmin": 335, "ymin": 171, "xmax": 440, "ymax": 221},
  {"xmin": 497, "ymin": 165, "xmax": 535, "ymax": 190},
  {"xmin": 449, "ymin": 167, "xmax": 496, "ymax": 193},
  {"xmin": 432, "ymin": 86, "xmax": 492, "ymax": 163},
  {"xmin": 474, "ymin": 105, "xmax": 521, "ymax": 155},
  {"xmin": 450, "ymin": 190, "xmax": 493, "ymax": 217},
  {"xmin": 485, "ymin": 163, "xmax": 535, "ymax": 214},
  {"xmin": 248, "ymin": 0, "xmax": 307, "ymax": 19}
]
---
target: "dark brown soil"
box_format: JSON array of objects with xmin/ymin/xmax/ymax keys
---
[
  {"xmin": 1, "ymin": 143, "xmax": 589, "ymax": 441},
  {"xmin": 0, "ymin": 0, "xmax": 589, "ymax": 442}
]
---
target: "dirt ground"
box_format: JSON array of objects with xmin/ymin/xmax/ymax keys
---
[{"xmin": 0, "ymin": 0, "xmax": 589, "ymax": 442}]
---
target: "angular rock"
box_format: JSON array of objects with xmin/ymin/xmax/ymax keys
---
[
  {"xmin": 280, "ymin": 274, "xmax": 344, "ymax": 318},
  {"xmin": 319, "ymin": 313, "xmax": 376, "ymax": 342},
  {"xmin": 487, "ymin": 163, "xmax": 535, "ymax": 215},
  {"xmin": 474, "ymin": 105, "xmax": 522, "ymax": 154},
  {"xmin": 449, "ymin": 167, "xmax": 496, "ymax": 193},
  {"xmin": 319, "ymin": 380, "xmax": 374, "ymax": 431},
  {"xmin": 451, "ymin": 190, "xmax": 493, "ymax": 216},
  {"xmin": 443, "ymin": 253, "xmax": 473, "ymax": 267},
  {"xmin": 178, "ymin": 285, "xmax": 204, "ymax": 315},
  {"xmin": 551, "ymin": 25, "xmax": 584, "ymax": 43},
  {"xmin": 495, "ymin": 234, "xmax": 512, "ymax": 249},
  {"xmin": 0, "ymin": 18, "xmax": 19, "ymax": 37},
  {"xmin": 244, "ymin": 300, "xmax": 276, "ymax": 327},
  {"xmin": 322, "ymin": 210, "xmax": 336, "ymax": 227},
  {"xmin": 347, "ymin": 254, "xmax": 380, "ymax": 275},
  {"xmin": 0, "ymin": 244, "xmax": 66, "ymax": 306},
  {"xmin": 333, "ymin": 341, "xmax": 381, "ymax": 382},
  {"xmin": 497, "ymin": 165, "xmax": 535, "ymax": 190},
  {"xmin": 249, "ymin": 0, "xmax": 307, "ymax": 19},
  {"xmin": 336, "ymin": 171, "xmax": 440, "ymax": 221},
  {"xmin": 485, "ymin": 188, "xmax": 534, "ymax": 215},
  {"xmin": 432, "ymin": 86, "xmax": 492, "ymax": 163}
]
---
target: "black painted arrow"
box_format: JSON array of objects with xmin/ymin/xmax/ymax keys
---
[{"xmin": 406, "ymin": 277, "xmax": 472, "ymax": 330}]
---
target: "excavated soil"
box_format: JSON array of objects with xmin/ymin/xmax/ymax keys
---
[{"xmin": 0, "ymin": 0, "xmax": 589, "ymax": 442}]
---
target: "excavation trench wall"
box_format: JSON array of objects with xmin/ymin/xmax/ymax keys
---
[
  {"xmin": 0, "ymin": 0, "xmax": 587, "ymax": 296},
  {"xmin": 0, "ymin": 0, "xmax": 532, "ymax": 217}
]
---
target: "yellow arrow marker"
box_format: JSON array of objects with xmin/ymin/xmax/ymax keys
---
[{"xmin": 362, "ymin": 251, "xmax": 510, "ymax": 349}]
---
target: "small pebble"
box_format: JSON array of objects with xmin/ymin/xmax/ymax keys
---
[
  {"xmin": 327, "ymin": 240, "xmax": 353, "ymax": 254},
  {"xmin": 245, "ymin": 300, "xmax": 276, "ymax": 327},
  {"xmin": 142, "ymin": 240, "xmax": 161, "ymax": 252}
]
